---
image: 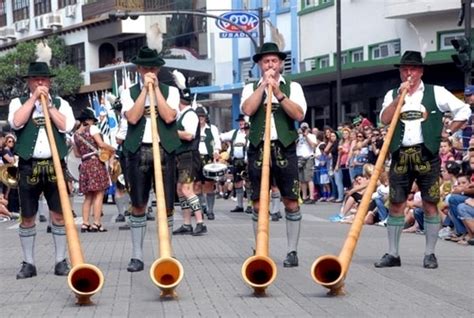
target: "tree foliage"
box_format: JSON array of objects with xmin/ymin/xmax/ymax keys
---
[{"xmin": 0, "ymin": 35, "xmax": 83, "ymax": 101}]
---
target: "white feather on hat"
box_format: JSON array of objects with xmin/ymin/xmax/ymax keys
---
[
  {"xmin": 146, "ymin": 23, "xmax": 163, "ymax": 53},
  {"xmin": 36, "ymin": 41, "xmax": 52, "ymax": 65},
  {"xmin": 172, "ymin": 69, "xmax": 187, "ymax": 90}
]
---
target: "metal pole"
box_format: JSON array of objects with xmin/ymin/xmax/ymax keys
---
[
  {"xmin": 465, "ymin": 0, "xmax": 472, "ymax": 86},
  {"xmin": 258, "ymin": 7, "xmax": 264, "ymax": 48},
  {"xmin": 336, "ymin": 0, "xmax": 342, "ymax": 125}
]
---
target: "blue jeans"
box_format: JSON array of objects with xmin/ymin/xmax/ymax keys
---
[
  {"xmin": 334, "ymin": 168, "xmax": 344, "ymax": 201},
  {"xmin": 330, "ymin": 173, "xmax": 337, "ymax": 199},
  {"xmin": 374, "ymin": 197, "xmax": 388, "ymax": 221},
  {"xmin": 447, "ymin": 194, "xmax": 468, "ymax": 235},
  {"xmin": 413, "ymin": 207, "xmax": 425, "ymax": 231}
]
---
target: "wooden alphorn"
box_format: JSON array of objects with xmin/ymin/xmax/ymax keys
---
[
  {"xmin": 146, "ymin": 83, "xmax": 184, "ymax": 298},
  {"xmin": 241, "ymin": 86, "xmax": 277, "ymax": 296},
  {"xmin": 310, "ymin": 87, "xmax": 408, "ymax": 296},
  {"xmin": 40, "ymin": 95, "xmax": 104, "ymax": 305}
]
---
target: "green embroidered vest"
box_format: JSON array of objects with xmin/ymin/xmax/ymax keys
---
[
  {"xmin": 123, "ymin": 83, "xmax": 181, "ymax": 154},
  {"xmin": 202, "ymin": 127, "xmax": 214, "ymax": 155},
  {"xmin": 248, "ymin": 77, "xmax": 297, "ymax": 147},
  {"xmin": 389, "ymin": 85, "xmax": 443, "ymax": 155},
  {"xmin": 176, "ymin": 108, "xmax": 200, "ymax": 154},
  {"xmin": 15, "ymin": 96, "xmax": 68, "ymax": 160}
]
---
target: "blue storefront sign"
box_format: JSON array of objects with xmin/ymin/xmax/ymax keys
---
[{"xmin": 216, "ymin": 11, "xmax": 259, "ymax": 38}]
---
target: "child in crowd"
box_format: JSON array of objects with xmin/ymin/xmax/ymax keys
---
[
  {"xmin": 365, "ymin": 171, "xmax": 389, "ymax": 226},
  {"xmin": 439, "ymin": 138, "xmax": 455, "ymax": 169},
  {"xmin": 317, "ymin": 143, "xmax": 331, "ymax": 201}
]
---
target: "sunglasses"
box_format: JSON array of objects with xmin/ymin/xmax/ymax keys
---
[{"xmin": 357, "ymin": 135, "xmax": 363, "ymax": 138}]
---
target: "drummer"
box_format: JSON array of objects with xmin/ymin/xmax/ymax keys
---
[
  {"xmin": 221, "ymin": 114, "xmax": 249, "ymax": 213},
  {"xmin": 194, "ymin": 106, "xmax": 221, "ymax": 220},
  {"xmin": 172, "ymin": 88, "xmax": 207, "ymax": 236}
]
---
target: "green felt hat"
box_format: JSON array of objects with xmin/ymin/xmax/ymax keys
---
[
  {"xmin": 131, "ymin": 46, "xmax": 165, "ymax": 67},
  {"xmin": 252, "ymin": 42, "xmax": 286, "ymax": 63},
  {"xmin": 394, "ymin": 50, "xmax": 427, "ymax": 67},
  {"xmin": 23, "ymin": 62, "xmax": 55, "ymax": 78}
]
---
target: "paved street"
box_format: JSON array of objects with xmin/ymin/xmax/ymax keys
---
[{"xmin": 0, "ymin": 195, "xmax": 473, "ymax": 318}]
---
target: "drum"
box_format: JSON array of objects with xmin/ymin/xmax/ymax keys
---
[
  {"xmin": 66, "ymin": 150, "xmax": 81, "ymax": 181},
  {"xmin": 203, "ymin": 163, "xmax": 227, "ymax": 181}
]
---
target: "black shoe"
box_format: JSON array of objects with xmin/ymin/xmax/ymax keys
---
[
  {"xmin": 54, "ymin": 259, "xmax": 70, "ymax": 276},
  {"xmin": 423, "ymin": 253, "xmax": 438, "ymax": 269},
  {"xmin": 303, "ymin": 199, "xmax": 315, "ymax": 204},
  {"xmin": 124, "ymin": 210, "xmax": 131, "ymax": 217},
  {"xmin": 46, "ymin": 225, "xmax": 52, "ymax": 233},
  {"xmin": 72, "ymin": 210, "xmax": 77, "ymax": 218},
  {"xmin": 207, "ymin": 212, "xmax": 215, "ymax": 220},
  {"xmin": 223, "ymin": 192, "xmax": 230, "ymax": 200},
  {"xmin": 192, "ymin": 223, "xmax": 207, "ymax": 236},
  {"xmin": 146, "ymin": 212, "xmax": 155, "ymax": 221},
  {"xmin": 271, "ymin": 213, "xmax": 280, "ymax": 222},
  {"xmin": 16, "ymin": 262, "xmax": 37, "ymax": 279},
  {"xmin": 39, "ymin": 215, "xmax": 47, "ymax": 223},
  {"xmin": 245, "ymin": 206, "xmax": 253, "ymax": 214},
  {"xmin": 276, "ymin": 211, "xmax": 282, "ymax": 219},
  {"xmin": 172, "ymin": 224, "xmax": 193, "ymax": 235},
  {"xmin": 283, "ymin": 251, "xmax": 298, "ymax": 267},
  {"xmin": 127, "ymin": 258, "xmax": 144, "ymax": 272},
  {"xmin": 374, "ymin": 253, "xmax": 401, "ymax": 268},
  {"xmin": 115, "ymin": 214, "xmax": 126, "ymax": 222},
  {"xmin": 202, "ymin": 206, "xmax": 208, "ymax": 215},
  {"xmin": 230, "ymin": 206, "xmax": 244, "ymax": 213}
]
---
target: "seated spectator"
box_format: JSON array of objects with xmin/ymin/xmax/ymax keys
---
[
  {"xmin": 402, "ymin": 184, "xmax": 423, "ymax": 233},
  {"xmin": 456, "ymin": 197, "xmax": 474, "ymax": 245},
  {"xmin": 365, "ymin": 171, "xmax": 389, "ymax": 226},
  {"xmin": 443, "ymin": 173, "xmax": 471, "ymax": 241},
  {"xmin": 439, "ymin": 138, "xmax": 455, "ymax": 169},
  {"xmin": 329, "ymin": 174, "xmax": 373, "ymax": 223},
  {"xmin": 0, "ymin": 195, "xmax": 10, "ymax": 218}
]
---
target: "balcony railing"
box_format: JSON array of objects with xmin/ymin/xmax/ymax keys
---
[{"xmin": 82, "ymin": 0, "xmax": 145, "ymax": 20}]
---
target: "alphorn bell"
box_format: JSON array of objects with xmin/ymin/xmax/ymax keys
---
[
  {"xmin": 311, "ymin": 86, "xmax": 409, "ymax": 296},
  {"xmin": 146, "ymin": 83, "xmax": 184, "ymax": 297},
  {"xmin": 241, "ymin": 86, "xmax": 277, "ymax": 296},
  {"xmin": 40, "ymin": 95, "xmax": 104, "ymax": 305}
]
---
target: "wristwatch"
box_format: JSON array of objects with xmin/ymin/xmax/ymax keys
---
[{"xmin": 277, "ymin": 94, "xmax": 287, "ymax": 103}]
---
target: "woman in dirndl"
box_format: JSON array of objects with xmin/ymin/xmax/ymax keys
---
[{"xmin": 73, "ymin": 108, "xmax": 114, "ymax": 232}]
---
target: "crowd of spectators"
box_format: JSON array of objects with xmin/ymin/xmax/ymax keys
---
[{"xmin": 299, "ymin": 109, "xmax": 474, "ymax": 246}]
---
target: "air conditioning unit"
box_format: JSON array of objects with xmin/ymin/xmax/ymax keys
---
[
  {"xmin": 0, "ymin": 29, "xmax": 6, "ymax": 40},
  {"xmin": 36, "ymin": 16, "xmax": 51, "ymax": 31},
  {"xmin": 47, "ymin": 14, "xmax": 63, "ymax": 28},
  {"xmin": 15, "ymin": 20, "xmax": 29, "ymax": 33},
  {"xmin": 5, "ymin": 27, "xmax": 16, "ymax": 39},
  {"xmin": 65, "ymin": 5, "xmax": 76, "ymax": 18}
]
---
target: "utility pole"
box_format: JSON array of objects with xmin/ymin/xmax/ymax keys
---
[
  {"xmin": 452, "ymin": 0, "xmax": 472, "ymax": 86},
  {"xmin": 258, "ymin": 7, "xmax": 264, "ymax": 48},
  {"xmin": 335, "ymin": 0, "xmax": 342, "ymax": 126},
  {"xmin": 465, "ymin": 0, "xmax": 472, "ymax": 86}
]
